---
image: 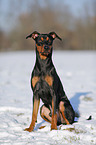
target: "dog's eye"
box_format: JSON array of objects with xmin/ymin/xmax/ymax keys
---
[
  {"xmin": 37, "ymin": 40, "xmax": 43, "ymax": 46},
  {"xmin": 37, "ymin": 40, "xmax": 42, "ymax": 46},
  {"xmin": 46, "ymin": 40, "xmax": 52, "ymax": 45},
  {"xmin": 38, "ymin": 43, "xmax": 42, "ymax": 46}
]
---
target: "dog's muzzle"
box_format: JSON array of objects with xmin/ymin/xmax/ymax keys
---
[{"xmin": 44, "ymin": 45, "xmax": 49, "ymax": 50}]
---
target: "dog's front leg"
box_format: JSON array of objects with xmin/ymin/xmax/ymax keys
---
[
  {"xmin": 50, "ymin": 89, "xmax": 57, "ymax": 130},
  {"xmin": 25, "ymin": 96, "xmax": 40, "ymax": 132}
]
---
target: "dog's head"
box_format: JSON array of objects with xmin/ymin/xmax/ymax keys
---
[{"xmin": 26, "ymin": 31, "xmax": 62, "ymax": 59}]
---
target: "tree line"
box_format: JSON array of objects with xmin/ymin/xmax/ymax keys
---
[{"xmin": 0, "ymin": 0, "xmax": 96, "ymax": 51}]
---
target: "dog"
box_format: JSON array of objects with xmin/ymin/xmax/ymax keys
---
[{"xmin": 24, "ymin": 31, "xmax": 75, "ymax": 132}]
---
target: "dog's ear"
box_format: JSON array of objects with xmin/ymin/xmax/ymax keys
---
[
  {"xmin": 26, "ymin": 31, "xmax": 40, "ymax": 40},
  {"xmin": 49, "ymin": 32, "xmax": 62, "ymax": 41}
]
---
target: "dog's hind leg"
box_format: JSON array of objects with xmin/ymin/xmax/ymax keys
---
[
  {"xmin": 59, "ymin": 101, "xmax": 75, "ymax": 125},
  {"xmin": 59, "ymin": 101, "xmax": 70, "ymax": 125},
  {"xmin": 40, "ymin": 105, "xmax": 52, "ymax": 123}
]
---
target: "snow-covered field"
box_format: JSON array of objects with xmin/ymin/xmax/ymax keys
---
[{"xmin": 0, "ymin": 51, "xmax": 96, "ymax": 145}]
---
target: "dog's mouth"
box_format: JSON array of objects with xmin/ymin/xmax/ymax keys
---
[
  {"xmin": 40, "ymin": 51, "xmax": 50, "ymax": 56},
  {"xmin": 40, "ymin": 45, "xmax": 52, "ymax": 56},
  {"xmin": 36, "ymin": 44, "xmax": 52, "ymax": 59}
]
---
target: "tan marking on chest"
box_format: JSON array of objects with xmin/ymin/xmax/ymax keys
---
[
  {"xmin": 45, "ymin": 75, "xmax": 53, "ymax": 86},
  {"xmin": 32, "ymin": 76, "xmax": 39, "ymax": 88}
]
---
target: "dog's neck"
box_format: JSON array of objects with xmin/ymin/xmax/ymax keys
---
[{"xmin": 35, "ymin": 51, "xmax": 54, "ymax": 73}]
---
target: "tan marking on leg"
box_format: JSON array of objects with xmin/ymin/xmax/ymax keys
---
[
  {"xmin": 24, "ymin": 99, "xmax": 40, "ymax": 132},
  {"xmin": 45, "ymin": 75, "xmax": 53, "ymax": 86},
  {"xmin": 39, "ymin": 126, "xmax": 46, "ymax": 129},
  {"xmin": 51, "ymin": 114, "xmax": 57, "ymax": 130},
  {"xmin": 32, "ymin": 76, "xmax": 39, "ymax": 88},
  {"xmin": 59, "ymin": 101, "xmax": 65, "ymax": 112},
  {"xmin": 59, "ymin": 101, "xmax": 70, "ymax": 125},
  {"xmin": 51, "ymin": 99, "xmax": 57, "ymax": 130},
  {"xmin": 40, "ymin": 105, "xmax": 52, "ymax": 123}
]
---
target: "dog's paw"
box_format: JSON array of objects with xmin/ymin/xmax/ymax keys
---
[
  {"xmin": 51, "ymin": 124, "xmax": 57, "ymax": 130},
  {"xmin": 24, "ymin": 127, "xmax": 33, "ymax": 132}
]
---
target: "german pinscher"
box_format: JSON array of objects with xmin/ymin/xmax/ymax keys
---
[{"xmin": 25, "ymin": 31, "xmax": 75, "ymax": 132}]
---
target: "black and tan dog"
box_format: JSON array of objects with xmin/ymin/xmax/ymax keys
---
[{"xmin": 25, "ymin": 31, "xmax": 75, "ymax": 132}]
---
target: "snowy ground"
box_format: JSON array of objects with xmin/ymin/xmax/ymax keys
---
[{"xmin": 0, "ymin": 50, "xmax": 96, "ymax": 145}]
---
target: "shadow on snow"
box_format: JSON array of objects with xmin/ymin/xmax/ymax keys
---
[{"xmin": 70, "ymin": 92, "xmax": 92, "ymax": 121}]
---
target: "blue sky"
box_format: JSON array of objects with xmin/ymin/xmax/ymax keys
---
[
  {"xmin": 0, "ymin": 0, "xmax": 92, "ymax": 31},
  {"xmin": 65, "ymin": 0, "xmax": 87, "ymax": 12},
  {"xmin": 0, "ymin": 0, "xmax": 92, "ymax": 16}
]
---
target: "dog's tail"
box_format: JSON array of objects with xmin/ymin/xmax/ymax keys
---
[
  {"xmin": 74, "ymin": 111, "xmax": 92, "ymax": 123},
  {"xmin": 86, "ymin": 115, "xmax": 92, "ymax": 120}
]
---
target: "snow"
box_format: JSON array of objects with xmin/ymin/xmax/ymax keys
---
[{"xmin": 0, "ymin": 50, "xmax": 96, "ymax": 145}]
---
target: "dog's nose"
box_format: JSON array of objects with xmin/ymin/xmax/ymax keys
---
[{"xmin": 44, "ymin": 45, "xmax": 49, "ymax": 50}]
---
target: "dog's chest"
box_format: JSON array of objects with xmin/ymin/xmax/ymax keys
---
[
  {"xmin": 32, "ymin": 74, "xmax": 53, "ymax": 89},
  {"xmin": 32, "ymin": 74, "xmax": 53, "ymax": 104}
]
